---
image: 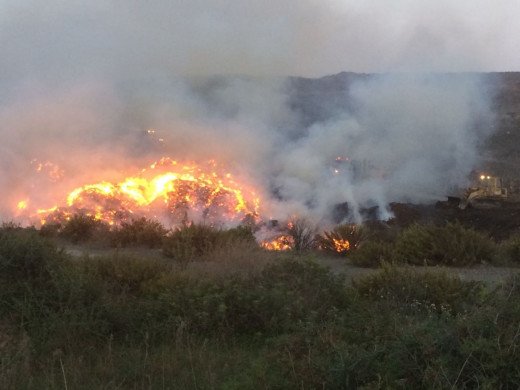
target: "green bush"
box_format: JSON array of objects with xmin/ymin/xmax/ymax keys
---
[
  {"xmin": 318, "ymin": 224, "xmax": 368, "ymax": 256},
  {"xmin": 162, "ymin": 224, "xmax": 256, "ymax": 263},
  {"xmin": 144, "ymin": 257, "xmax": 350, "ymax": 337},
  {"xmin": 59, "ymin": 214, "xmax": 110, "ymax": 244},
  {"xmin": 353, "ymin": 263, "xmax": 484, "ymax": 314},
  {"xmin": 39, "ymin": 222, "xmax": 62, "ymax": 238},
  {"xmin": 82, "ymin": 254, "xmax": 173, "ymax": 295},
  {"xmin": 349, "ymin": 240, "xmax": 393, "ymax": 267},
  {"xmin": 110, "ymin": 217, "xmax": 168, "ymax": 248},
  {"xmin": 0, "ymin": 226, "xmax": 61, "ymax": 282},
  {"xmin": 392, "ymin": 222, "xmax": 495, "ymax": 266}
]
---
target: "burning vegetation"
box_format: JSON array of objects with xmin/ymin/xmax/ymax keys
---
[
  {"xmin": 318, "ymin": 224, "xmax": 367, "ymax": 256},
  {"xmin": 17, "ymin": 157, "xmax": 260, "ymax": 228},
  {"xmin": 14, "ymin": 156, "xmax": 371, "ymax": 255}
]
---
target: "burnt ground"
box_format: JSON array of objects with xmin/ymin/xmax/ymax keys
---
[{"xmin": 388, "ymin": 200, "xmax": 520, "ymax": 241}]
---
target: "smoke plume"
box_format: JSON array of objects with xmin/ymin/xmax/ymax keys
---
[{"xmin": 0, "ymin": 0, "xmax": 511, "ymax": 226}]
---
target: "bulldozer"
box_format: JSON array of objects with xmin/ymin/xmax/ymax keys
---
[{"xmin": 459, "ymin": 174, "xmax": 508, "ymax": 209}]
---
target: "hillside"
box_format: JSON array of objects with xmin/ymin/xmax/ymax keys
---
[{"xmin": 287, "ymin": 72, "xmax": 520, "ymax": 179}]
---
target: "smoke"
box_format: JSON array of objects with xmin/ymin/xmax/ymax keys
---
[
  {"xmin": 0, "ymin": 0, "xmax": 507, "ymax": 225},
  {"xmin": 267, "ymin": 74, "xmax": 493, "ymax": 223}
]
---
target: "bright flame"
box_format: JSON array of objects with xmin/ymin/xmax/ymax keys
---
[
  {"xmin": 22, "ymin": 157, "xmax": 260, "ymax": 226},
  {"xmin": 17, "ymin": 200, "xmax": 28, "ymax": 211},
  {"xmin": 260, "ymin": 235, "xmax": 293, "ymax": 250},
  {"xmin": 332, "ymin": 238, "xmax": 350, "ymax": 252}
]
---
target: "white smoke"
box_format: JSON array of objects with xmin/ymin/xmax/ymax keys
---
[
  {"xmin": 264, "ymin": 74, "xmax": 493, "ymax": 223},
  {"xmin": 0, "ymin": 0, "xmax": 507, "ymax": 225}
]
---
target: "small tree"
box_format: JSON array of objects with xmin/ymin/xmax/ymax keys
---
[{"xmin": 287, "ymin": 217, "xmax": 318, "ymax": 252}]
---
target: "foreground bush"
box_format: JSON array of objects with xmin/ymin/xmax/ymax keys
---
[
  {"xmin": 59, "ymin": 214, "xmax": 110, "ymax": 244},
  {"xmin": 3, "ymin": 225, "xmax": 520, "ymax": 389},
  {"xmin": 0, "ymin": 225, "xmax": 61, "ymax": 282},
  {"xmin": 349, "ymin": 239, "xmax": 394, "ymax": 267},
  {"xmin": 110, "ymin": 217, "xmax": 168, "ymax": 248},
  {"xmin": 353, "ymin": 263, "xmax": 484, "ymax": 314},
  {"xmin": 162, "ymin": 224, "xmax": 256, "ymax": 263},
  {"xmin": 392, "ymin": 222, "xmax": 495, "ymax": 266}
]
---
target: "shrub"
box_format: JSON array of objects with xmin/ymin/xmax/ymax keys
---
[
  {"xmin": 392, "ymin": 222, "xmax": 495, "ymax": 266},
  {"xmin": 59, "ymin": 214, "xmax": 110, "ymax": 244},
  {"xmin": 149, "ymin": 257, "xmax": 350, "ymax": 337},
  {"xmin": 0, "ymin": 226, "xmax": 61, "ymax": 282},
  {"xmin": 162, "ymin": 224, "xmax": 256, "ymax": 264},
  {"xmin": 0, "ymin": 221, "xmax": 22, "ymax": 231},
  {"xmin": 353, "ymin": 263, "xmax": 484, "ymax": 314},
  {"xmin": 39, "ymin": 222, "xmax": 62, "ymax": 238},
  {"xmin": 318, "ymin": 224, "xmax": 368, "ymax": 256},
  {"xmin": 287, "ymin": 217, "xmax": 318, "ymax": 251},
  {"xmin": 349, "ymin": 240, "xmax": 393, "ymax": 267},
  {"xmin": 82, "ymin": 254, "xmax": 173, "ymax": 295},
  {"xmin": 110, "ymin": 217, "xmax": 168, "ymax": 248}
]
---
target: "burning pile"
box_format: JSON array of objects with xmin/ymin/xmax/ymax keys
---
[
  {"xmin": 18, "ymin": 157, "xmax": 260, "ymax": 227},
  {"xmin": 14, "ymin": 157, "xmax": 367, "ymax": 254}
]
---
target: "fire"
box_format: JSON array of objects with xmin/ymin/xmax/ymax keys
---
[
  {"xmin": 332, "ymin": 238, "xmax": 350, "ymax": 252},
  {"xmin": 23, "ymin": 157, "xmax": 260, "ymax": 226},
  {"xmin": 260, "ymin": 235, "xmax": 293, "ymax": 251},
  {"xmin": 17, "ymin": 200, "xmax": 28, "ymax": 211},
  {"xmin": 31, "ymin": 159, "xmax": 64, "ymax": 181}
]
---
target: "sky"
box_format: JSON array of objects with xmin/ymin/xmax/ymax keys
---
[{"xmin": 0, "ymin": 0, "xmax": 519, "ymax": 82}]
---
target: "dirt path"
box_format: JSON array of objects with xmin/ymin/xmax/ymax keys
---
[
  {"xmin": 63, "ymin": 244, "xmax": 520, "ymax": 287},
  {"xmin": 317, "ymin": 256, "xmax": 520, "ymax": 287}
]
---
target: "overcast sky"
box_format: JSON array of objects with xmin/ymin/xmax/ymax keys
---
[{"xmin": 0, "ymin": 0, "xmax": 519, "ymax": 81}]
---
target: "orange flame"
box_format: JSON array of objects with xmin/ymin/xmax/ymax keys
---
[
  {"xmin": 332, "ymin": 238, "xmax": 350, "ymax": 252},
  {"xmin": 31, "ymin": 159, "xmax": 64, "ymax": 181},
  {"xmin": 260, "ymin": 235, "xmax": 293, "ymax": 251},
  {"xmin": 22, "ymin": 157, "xmax": 260, "ymax": 227}
]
